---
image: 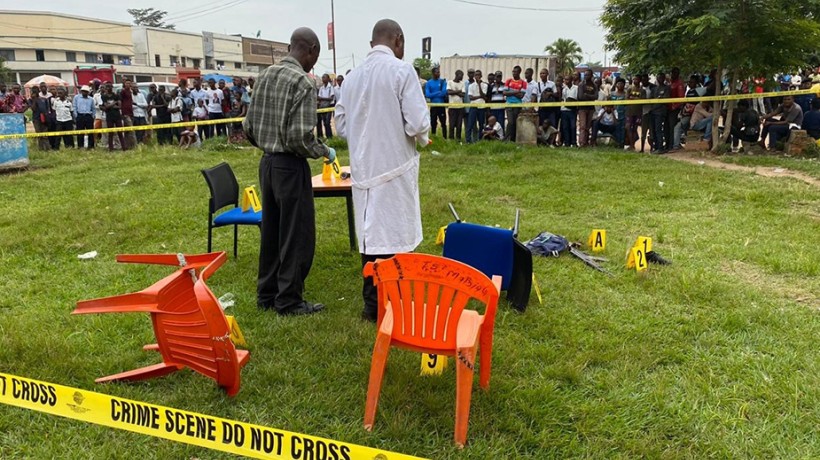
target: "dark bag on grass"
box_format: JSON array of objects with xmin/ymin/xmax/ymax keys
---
[{"xmin": 524, "ymin": 232, "xmax": 569, "ymax": 257}]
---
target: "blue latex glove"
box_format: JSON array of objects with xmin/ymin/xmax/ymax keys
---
[{"xmin": 325, "ymin": 147, "xmax": 336, "ymax": 163}]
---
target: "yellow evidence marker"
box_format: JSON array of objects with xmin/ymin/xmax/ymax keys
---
[
  {"xmin": 588, "ymin": 229, "xmax": 607, "ymax": 252},
  {"xmin": 626, "ymin": 236, "xmax": 652, "ymax": 271},
  {"xmin": 225, "ymin": 315, "xmax": 247, "ymax": 347},
  {"xmin": 420, "ymin": 353, "xmax": 448, "ymax": 376},
  {"xmin": 240, "ymin": 186, "xmax": 262, "ymax": 213}
]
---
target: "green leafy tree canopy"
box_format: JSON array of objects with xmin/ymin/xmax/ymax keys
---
[
  {"xmin": 544, "ymin": 38, "xmax": 583, "ymax": 76},
  {"xmin": 412, "ymin": 57, "xmax": 438, "ymax": 80},
  {"xmin": 127, "ymin": 8, "xmax": 175, "ymax": 30}
]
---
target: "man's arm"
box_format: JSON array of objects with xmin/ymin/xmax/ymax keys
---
[
  {"xmin": 286, "ymin": 84, "xmax": 329, "ymax": 159},
  {"xmin": 334, "ymin": 90, "xmax": 347, "ymax": 138},
  {"xmin": 399, "ymin": 67, "xmax": 432, "ymax": 144}
]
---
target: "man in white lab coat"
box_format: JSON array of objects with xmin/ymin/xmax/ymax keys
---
[{"xmin": 334, "ymin": 19, "xmax": 431, "ymax": 322}]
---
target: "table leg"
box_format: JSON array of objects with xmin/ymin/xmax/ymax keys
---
[{"xmin": 345, "ymin": 194, "xmax": 356, "ymax": 251}]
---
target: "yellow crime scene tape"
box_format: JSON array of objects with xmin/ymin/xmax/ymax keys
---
[
  {"xmin": 0, "ymin": 372, "xmax": 427, "ymax": 460},
  {"xmin": 1, "ymin": 89, "xmax": 815, "ymax": 141}
]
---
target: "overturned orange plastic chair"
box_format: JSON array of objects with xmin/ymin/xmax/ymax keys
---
[
  {"xmin": 362, "ymin": 253, "xmax": 501, "ymax": 447},
  {"xmin": 73, "ymin": 252, "xmax": 250, "ymax": 396}
]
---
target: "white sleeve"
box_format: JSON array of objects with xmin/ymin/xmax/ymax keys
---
[
  {"xmin": 334, "ymin": 90, "xmax": 347, "ymax": 138},
  {"xmin": 398, "ymin": 66, "xmax": 431, "ymax": 144}
]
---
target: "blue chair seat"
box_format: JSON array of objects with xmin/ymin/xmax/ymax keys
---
[
  {"xmin": 443, "ymin": 222, "xmax": 514, "ymax": 291},
  {"xmin": 213, "ymin": 207, "xmax": 262, "ymax": 227}
]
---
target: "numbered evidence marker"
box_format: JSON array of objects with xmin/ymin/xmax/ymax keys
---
[
  {"xmin": 225, "ymin": 315, "xmax": 247, "ymax": 347},
  {"xmin": 588, "ymin": 229, "xmax": 607, "ymax": 252},
  {"xmin": 322, "ymin": 158, "xmax": 342, "ymax": 180},
  {"xmin": 626, "ymin": 236, "xmax": 652, "ymax": 272},
  {"xmin": 240, "ymin": 186, "xmax": 262, "ymax": 213},
  {"xmin": 420, "ymin": 353, "xmax": 448, "ymax": 376}
]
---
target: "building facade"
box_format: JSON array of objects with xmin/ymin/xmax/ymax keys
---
[
  {"xmin": 440, "ymin": 55, "xmax": 558, "ymax": 84},
  {"xmin": 0, "ymin": 10, "xmax": 282, "ymax": 87}
]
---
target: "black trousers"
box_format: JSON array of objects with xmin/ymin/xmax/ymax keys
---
[
  {"xmin": 133, "ymin": 116, "xmax": 147, "ymax": 143},
  {"xmin": 210, "ymin": 112, "xmax": 226, "ymax": 137},
  {"xmin": 76, "ymin": 114, "xmax": 94, "ymax": 148},
  {"xmin": 665, "ymin": 108, "xmax": 680, "ymax": 150},
  {"xmin": 361, "ymin": 253, "xmax": 394, "ymax": 320},
  {"xmin": 258, "ymin": 153, "xmax": 315, "ymax": 312},
  {"xmin": 56, "ymin": 120, "xmax": 74, "ymax": 148},
  {"xmin": 448, "ymin": 108, "xmax": 464, "ymax": 140},
  {"xmin": 316, "ymin": 112, "xmax": 333, "ymax": 138},
  {"xmin": 430, "ymin": 107, "xmax": 447, "ymax": 137},
  {"xmin": 506, "ymin": 107, "xmax": 522, "ymax": 141}
]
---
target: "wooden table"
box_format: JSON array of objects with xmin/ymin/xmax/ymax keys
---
[{"xmin": 312, "ymin": 166, "xmax": 356, "ymax": 251}]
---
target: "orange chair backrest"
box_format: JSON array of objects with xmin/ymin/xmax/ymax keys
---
[{"xmin": 364, "ymin": 254, "xmax": 499, "ymax": 351}]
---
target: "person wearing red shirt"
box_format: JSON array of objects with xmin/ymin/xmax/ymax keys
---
[
  {"xmin": 503, "ymin": 65, "xmax": 527, "ymax": 142},
  {"xmin": 665, "ymin": 67, "xmax": 685, "ymax": 150}
]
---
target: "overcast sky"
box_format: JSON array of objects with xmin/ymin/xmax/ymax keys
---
[{"xmin": 25, "ymin": 0, "xmax": 608, "ymax": 74}]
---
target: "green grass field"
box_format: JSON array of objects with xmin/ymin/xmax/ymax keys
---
[{"xmin": 1, "ymin": 136, "xmax": 819, "ymax": 459}]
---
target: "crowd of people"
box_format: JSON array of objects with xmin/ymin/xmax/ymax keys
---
[
  {"xmin": 0, "ymin": 76, "xmax": 255, "ymax": 151},
  {"xmin": 411, "ymin": 66, "xmax": 820, "ymax": 153}
]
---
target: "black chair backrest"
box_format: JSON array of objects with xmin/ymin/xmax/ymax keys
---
[{"xmin": 201, "ymin": 162, "xmax": 239, "ymax": 213}]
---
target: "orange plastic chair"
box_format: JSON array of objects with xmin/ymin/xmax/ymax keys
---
[
  {"xmin": 362, "ymin": 253, "xmax": 502, "ymax": 447},
  {"xmin": 73, "ymin": 252, "xmax": 250, "ymax": 396}
]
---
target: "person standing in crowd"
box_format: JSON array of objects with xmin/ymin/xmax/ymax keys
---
[
  {"xmin": 189, "ymin": 79, "xmax": 208, "ymax": 114},
  {"xmin": 150, "ymin": 85, "xmax": 172, "ymax": 145},
  {"xmin": 229, "ymin": 86, "xmax": 249, "ymax": 143},
  {"xmin": 73, "ymin": 85, "xmax": 95, "ymax": 149},
  {"xmin": 425, "ymin": 66, "xmax": 447, "ymax": 138},
  {"xmin": 219, "ymin": 79, "xmax": 232, "ymax": 117},
  {"xmin": 246, "ymin": 77, "xmax": 255, "ymax": 98},
  {"xmin": 624, "ymin": 75, "xmax": 643, "ymax": 151},
  {"xmin": 206, "ymin": 78, "xmax": 225, "ymax": 137},
  {"xmin": 577, "ymin": 70, "xmax": 597, "ymax": 147},
  {"xmin": 193, "ymin": 99, "xmax": 209, "ymax": 141},
  {"xmin": 335, "ymin": 18, "xmax": 430, "ymax": 323},
  {"xmin": 466, "ymin": 69, "xmax": 488, "ymax": 144},
  {"xmin": 0, "ymin": 83, "xmax": 6, "ymax": 109},
  {"xmin": 31, "ymin": 82, "xmax": 52, "ymax": 151},
  {"xmin": 648, "ymin": 72, "xmax": 670, "ymax": 153},
  {"xmin": 532, "ymin": 68, "xmax": 557, "ymax": 127},
  {"xmin": 316, "ymin": 73, "xmax": 335, "ymax": 138},
  {"xmin": 119, "ymin": 79, "xmax": 136, "ymax": 150},
  {"xmin": 168, "ymin": 88, "xmax": 184, "ymax": 142},
  {"xmin": 522, "ymin": 68, "xmax": 535, "ymax": 102},
  {"xmin": 51, "ymin": 88, "xmax": 74, "ymax": 149},
  {"xmin": 447, "ymin": 69, "xmax": 465, "ymax": 141},
  {"xmin": 639, "ymin": 74, "xmax": 653, "ymax": 152},
  {"xmin": 334, "ymin": 74, "xmax": 344, "ymax": 103},
  {"xmin": 489, "ymin": 71, "xmax": 506, "ymax": 131},
  {"xmin": 4, "ymin": 84, "xmax": 27, "ymax": 115},
  {"xmin": 45, "ymin": 86, "xmax": 60, "ymax": 150},
  {"xmin": 91, "ymin": 79, "xmax": 108, "ymax": 146},
  {"xmin": 504, "ymin": 65, "xmax": 527, "ymax": 142},
  {"xmin": 179, "ymin": 83, "xmax": 194, "ymax": 123},
  {"xmin": 101, "ymin": 82, "xmax": 126, "ymax": 152},
  {"xmin": 131, "ymin": 84, "xmax": 148, "ymax": 145},
  {"xmin": 665, "ymin": 67, "xmax": 685, "ymax": 150},
  {"xmin": 463, "ymin": 68, "xmax": 474, "ymax": 137},
  {"xmin": 243, "ymin": 27, "xmax": 335, "ymax": 317},
  {"xmin": 560, "ymin": 73, "xmax": 578, "ymax": 147}
]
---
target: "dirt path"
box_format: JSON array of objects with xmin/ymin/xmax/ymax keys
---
[{"xmin": 665, "ymin": 151, "xmax": 820, "ymax": 188}]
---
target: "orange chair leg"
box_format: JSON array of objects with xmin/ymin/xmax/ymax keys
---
[
  {"xmin": 95, "ymin": 362, "xmax": 181, "ymax": 384},
  {"xmin": 454, "ymin": 346, "xmax": 477, "ymax": 448},
  {"xmin": 479, "ymin": 332, "xmax": 493, "ymax": 390},
  {"xmin": 364, "ymin": 332, "xmax": 391, "ymax": 431}
]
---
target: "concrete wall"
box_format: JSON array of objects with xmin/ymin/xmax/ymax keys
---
[
  {"xmin": 0, "ymin": 11, "xmax": 132, "ymax": 56},
  {"xmin": 242, "ymin": 37, "xmax": 289, "ymax": 68},
  {"xmin": 208, "ymin": 32, "xmax": 244, "ymax": 70}
]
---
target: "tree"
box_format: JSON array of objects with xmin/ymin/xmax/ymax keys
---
[
  {"xmin": 601, "ymin": 0, "xmax": 820, "ymax": 150},
  {"xmin": 544, "ymin": 38, "xmax": 583, "ymax": 76},
  {"xmin": 127, "ymin": 8, "xmax": 175, "ymax": 30},
  {"xmin": 412, "ymin": 57, "xmax": 437, "ymax": 80}
]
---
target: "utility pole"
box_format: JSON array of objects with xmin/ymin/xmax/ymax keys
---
[{"xmin": 331, "ymin": 0, "xmax": 337, "ymax": 74}]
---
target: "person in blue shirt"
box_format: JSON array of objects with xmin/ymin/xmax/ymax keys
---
[
  {"xmin": 804, "ymin": 98, "xmax": 820, "ymax": 140},
  {"xmin": 425, "ymin": 66, "xmax": 448, "ymax": 137},
  {"xmin": 793, "ymin": 80, "xmax": 816, "ymax": 114},
  {"xmin": 73, "ymin": 85, "xmax": 96, "ymax": 149}
]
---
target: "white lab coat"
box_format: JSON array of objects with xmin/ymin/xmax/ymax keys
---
[{"xmin": 335, "ymin": 45, "xmax": 431, "ymax": 255}]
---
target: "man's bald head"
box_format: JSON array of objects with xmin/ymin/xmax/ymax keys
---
[
  {"xmin": 288, "ymin": 27, "xmax": 321, "ymax": 72},
  {"xmin": 370, "ymin": 19, "xmax": 405, "ymax": 60}
]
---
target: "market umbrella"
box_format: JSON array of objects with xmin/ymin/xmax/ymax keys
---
[{"xmin": 24, "ymin": 74, "xmax": 70, "ymax": 88}]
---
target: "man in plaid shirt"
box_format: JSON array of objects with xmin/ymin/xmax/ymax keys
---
[{"xmin": 243, "ymin": 27, "xmax": 336, "ymax": 317}]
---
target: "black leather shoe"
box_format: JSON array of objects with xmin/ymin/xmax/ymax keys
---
[
  {"xmin": 646, "ymin": 251, "xmax": 671, "ymax": 265},
  {"xmin": 280, "ymin": 301, "xmax": 325, "ymax": 316},
  {"xmin": 361, "ymin": 310, "xmax": 377, "ymax": 323}
]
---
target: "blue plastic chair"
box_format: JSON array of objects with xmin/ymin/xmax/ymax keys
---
[
  {"xmin": 442, "ymin": 204, "xmax": 532, "ymax": 311},
  {"xmin": 201, "ymin": 162, "xmax": 262, "ymax": 258}
]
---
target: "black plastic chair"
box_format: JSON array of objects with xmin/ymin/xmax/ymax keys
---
[{"xmin": 201, "ymin": 162, "xmax": 262, "ymax": 258}]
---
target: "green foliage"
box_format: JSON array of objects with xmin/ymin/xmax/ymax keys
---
[
  {"xmin": 412, "ymin": 57, "xmax": 436, "ymax": 80},
  {"xmin": 545, "ymin": 38, "xmax": 583, "ymax": 76},
  {"xmin": 126, "ymin": 8, "xmax": 175, "ymax": 30},
  {"xmin": 601, "ymin": 0, "xmax": 820, "ymax": 76}
]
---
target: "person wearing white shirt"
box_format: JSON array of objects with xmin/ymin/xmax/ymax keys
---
[
  {"xmin": 447, "ymin": 70, "xmax": 466, "ymax": 140},
  {"xmin": 52, "ymin": 88, "xmax": 74, "ymax": 149},
  {"xmin": 333, "ymin": 75, "xmax": 344, "ymax": 105},
  {"xmin": 592, "ymin": 105, "xmax": 619, "ymax": 145},
  {"xmin": 316, "ymin": 74, "xmax": 335, "ymax": 138},
  {"xmin": 334, "ymin": 19, "xmax": 431, "ymax": 323},
  {"xmin": 531, "ymin": 69, "xmax": 557, "ymax": 126},
  {"xmin": 205, "ymin": 78, "xmax": 225, "ymax": 137},
  {"xmin": 560, "ymin": 78, "xmax": 578, "ymax": 147},
  {"xmin": 189, "ymin": 79, "xmax": 208, "ymax": 107},
  {"xmin": 465, "ymin": 70, "xmax": 488, "ymax": 143},
  {"xmin": 131, "ymin": 87, "xmax": 149, "ymax": 144}
]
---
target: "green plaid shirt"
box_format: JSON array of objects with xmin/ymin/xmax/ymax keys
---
[{"xmin": 243, "ymin": 57, "xmax": 328, "ymax": 159}]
